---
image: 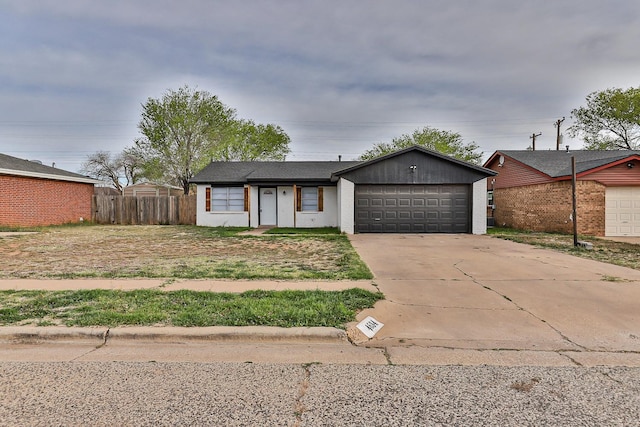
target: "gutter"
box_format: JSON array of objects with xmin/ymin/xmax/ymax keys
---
[{"xmin": 0, "ymin": 168, "xmax": 102, "ymax": 184}]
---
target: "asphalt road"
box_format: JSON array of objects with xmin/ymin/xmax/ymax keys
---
[{"xmin": 1, "ymin": 361, "xmax": 638, "ymax": 426}]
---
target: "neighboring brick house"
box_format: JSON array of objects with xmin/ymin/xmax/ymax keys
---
[
  {"xmin": 0, "ymin": 153, "xmax": 101, "ymax": 227},
  {"xmin": 484, "ymin": 150, "xmax": 640, "ymax": 237}
]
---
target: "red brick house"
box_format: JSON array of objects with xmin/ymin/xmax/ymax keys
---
[
  {"xmin": 484, "ymin": 150, "xmax": 640, "ymax": 237},
  {"xmin": 0, "ymin": 153, "xmax": 101, "ymax": 227}
]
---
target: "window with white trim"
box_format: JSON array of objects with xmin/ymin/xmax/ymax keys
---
[
  {"xmin": 301, "ymin": 187, "xmax": 318, "ymax": 211},
  {"xmin": 211, "ymin": 187, "xmax": 245, "ymax": 211},
  {"xmin": 295, "ymin": 186, "xmax": 324, "ymax": 212}
]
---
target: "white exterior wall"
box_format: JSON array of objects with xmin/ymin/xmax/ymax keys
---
[
  {"xmin": 472, "ymin": 178, "xmax": 488, "ymax": 235},
  {"xmin": 294, "ymin": 186, "xmax": 338, "ymax": 228},
  {"xmin": 338, "ymin": 178, "xmax": 355, "ymax": 234},
  {"xmin": 277, "ymin": 186, "xmax": 295, "ymax": 227},
  {"xmin": 195, "ymin": 184, "xmax": 249, "ymax": 227}
]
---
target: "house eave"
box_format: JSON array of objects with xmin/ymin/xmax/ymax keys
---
[
  {"xmin": 193, "ymin": 179, "xmax": 335, "ymax": 187},
  {"xmin": 0, "ymin": 168, "xmax": 101, "ymax": 184}
]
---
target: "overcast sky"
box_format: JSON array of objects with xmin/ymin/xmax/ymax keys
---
[{"xmin": 1, "ymin": 1, "xmax": 639, "ymax": 172}]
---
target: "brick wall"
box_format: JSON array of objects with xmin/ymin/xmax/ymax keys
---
[
  {"xmin": 493, "ymin": 180, "xmax": 605, "ymax": 236},
  {"xmin": 0, "ymin": 175, "xmax": 94, "ymax": 227}
]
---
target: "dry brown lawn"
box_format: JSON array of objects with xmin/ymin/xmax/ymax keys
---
[
  {"xmin": 489, "ymin": 228, "xmax": 640, "ymax": 271},
  {"xmin": 0, "ymin": 225, "xmax": 372, "ymax": 280}
]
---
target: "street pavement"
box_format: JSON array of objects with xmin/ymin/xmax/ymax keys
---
[{"xmin": 1, "ymin": 362, "xmax": 639, "ymax": 426}]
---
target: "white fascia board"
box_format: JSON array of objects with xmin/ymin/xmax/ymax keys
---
[{"xmin": 0, "ymin": 168, "xmax": 102, "ymax": 184}]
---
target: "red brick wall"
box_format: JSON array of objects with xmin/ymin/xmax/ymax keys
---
[
  {"xmin": 493, "ymin": 180, "xmax": 606, "ymax": 236},
  {"xmin": 0, "ymin": 175, "xmax": 94, "ymax": 227}
]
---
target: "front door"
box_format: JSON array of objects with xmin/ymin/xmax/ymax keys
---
[{"xmin": 259, "ymin": 188, "xmax": 277, "ymax": 225}]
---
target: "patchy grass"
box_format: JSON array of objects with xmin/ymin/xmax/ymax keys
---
[
  {"xmin": 601, "ymin": 275, "xmax": 630, "ymax": 282},
  {"xmin": 0, "ymin": 221, "xmax": 95, "ymax": 233},
  {"xmin": 488, "ymin": 227, "xmax": 640, "ymax": 271},
  {"xmin": 0, "ymin": 225, "xmax": 372, "ymax": 280},
  {"xmin": 0, "ymin": 288, "xmax": 383, "ymax": 328}
]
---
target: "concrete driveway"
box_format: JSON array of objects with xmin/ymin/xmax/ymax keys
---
[{"xmin": 348, "ymin": 234, "xmax": 640, "ymax": 364}]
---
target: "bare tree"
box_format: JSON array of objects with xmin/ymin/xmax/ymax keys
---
[{"xmin": 81, "ymin": 150, "xmax": 143, "ymax": 192}]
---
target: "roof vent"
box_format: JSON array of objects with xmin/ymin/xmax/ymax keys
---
[{"xmin": 29, "ymin": 159, "xmax": 43, "ymax": 164}]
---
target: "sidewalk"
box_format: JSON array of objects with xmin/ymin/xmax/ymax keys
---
[{"xmin": 0, "ymin": 278, "xmax": 377, "ymax": 293}]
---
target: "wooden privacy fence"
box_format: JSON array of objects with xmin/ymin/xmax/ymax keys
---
[{"xmin": 92, "ymin": 195, "xmax": 197, "ymax": 225}]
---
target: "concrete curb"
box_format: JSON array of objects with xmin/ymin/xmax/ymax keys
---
[{"xmin": 0, "ymin": 326, "xmax": 348, "ymax": 344}]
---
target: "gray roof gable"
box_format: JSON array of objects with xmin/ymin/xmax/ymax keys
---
[
  {"xmin": 190, "ymin": 161, "xmax": 362, "ymax": 184},
  {"xmin": 0, "ymin": 153, "xmax": 100, "ymax": 184},
  {"xmin": 332, "ymin": 145, "xmax": 496, "ymax": 178},
  {"xmin": 497, "ymin": 150, "xmax": 640, "ymax": 177}
]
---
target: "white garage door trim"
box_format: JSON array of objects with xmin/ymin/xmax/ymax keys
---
[{"xmin": 605, "ymin": 187, "xmax": 640, "ymax": 236}]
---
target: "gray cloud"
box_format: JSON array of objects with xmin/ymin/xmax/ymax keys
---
[{"xmin": 1, "ymin": 0, "xmax": 640, "ymax": 170}]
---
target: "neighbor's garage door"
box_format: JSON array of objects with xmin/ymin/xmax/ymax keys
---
[
  {"xmin": 355, "ymin": 185, "xmax": 470, "ymax": 233},
  {"xmin": 605, "ymin": 187, "xmax": 640, "ymax": 236}
]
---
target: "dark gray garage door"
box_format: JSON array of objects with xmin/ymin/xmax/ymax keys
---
[{"xmin": 355, "ymin": 185, "xmax": 470, "ymax": 233}]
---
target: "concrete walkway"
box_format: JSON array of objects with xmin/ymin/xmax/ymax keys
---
[
  {"xmin": 0, "ymin": 278, "xmax": 376, "ymax": 293},
  {"xmin": 347, "ymin": 234, "xmax": 640, "ymax": 366}
]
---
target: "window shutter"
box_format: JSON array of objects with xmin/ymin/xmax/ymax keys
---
[
  {"xmin": 244, "ymin": 187, "xmax": 249, "ymax": 212},
  {"xmin": 205, "ymin": 187, "xmax": 211, "ymax": 212},
  {"xmin": 318, "ymin": 187, "xmax": 323, "ymax": 212},
  {"xmin": 296, "ymin": 186, "xmax": 302, "ymax": 212}
]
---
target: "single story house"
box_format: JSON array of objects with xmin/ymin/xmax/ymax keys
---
[
  {"xmin": 0, "ymin": 153, "xmax": 101, "ymax": 227},
  {"xmin": 122, "ymin": 182, "xmax": 184, "ymax": 197},
  {"xmin": 190, "ymin": 146, "xmax": 496, "ymax": 234},
  {"xmin": 484, "ymin": 149, "xmax": 640, "ymax": 236}
]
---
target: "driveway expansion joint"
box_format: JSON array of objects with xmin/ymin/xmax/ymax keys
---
[
  {"xmin": 557, "ymin": 352, "xmax": 583, "ymax": 366},
  {"xmin": 453, "ymin": 262, "xmax": 591, "ymax": 352}
]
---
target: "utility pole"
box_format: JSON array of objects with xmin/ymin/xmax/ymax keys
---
[
  {"xmin": 571, "ymin": 156, "xmax": 578, "ymax": 247},
  {"xmin": 555, "ymin": 117, "xmax": 565, "ymax": 150},
  {"xmin": 530, "ymin": 132, "xmax": 542, "ymax": 151}
]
